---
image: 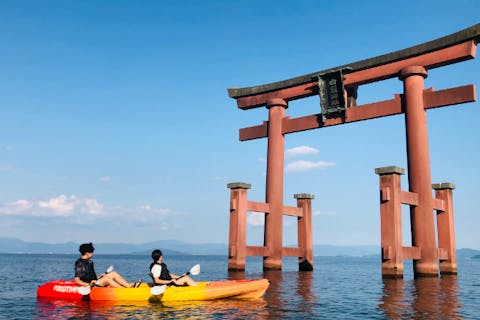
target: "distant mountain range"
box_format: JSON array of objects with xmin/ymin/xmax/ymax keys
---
[
  {"xmin": 0, "ymin": 237, "xmax": 224, "ymax": 255},
  {"xmin": 0, "ymin": 237, "xmax": 479, "ymax": 258}
]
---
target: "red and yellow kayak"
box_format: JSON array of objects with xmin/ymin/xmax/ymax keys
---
[{"xmin": 37, "ymin": 279, "xmax": 269, "ymax": 302}]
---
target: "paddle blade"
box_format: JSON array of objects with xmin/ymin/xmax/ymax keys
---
[
  {"xmin": 189, "ymin": 264, "xmax": 200, "ymax": 276},
  {"xmin": 77, "ymin": 286, "xmax": 91, "ymax": 295},
  {"xmin": 150, "ymin": 285, "xmax": 167, "ymax": 295},
  {"xmin": 106, "ymin": 265, "xmax": 114, "ymax": 273}
]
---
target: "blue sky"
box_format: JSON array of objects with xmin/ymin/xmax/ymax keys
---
[{"xmin": 0, "ymin": 1, "xmax": 479, "ymax": 249}]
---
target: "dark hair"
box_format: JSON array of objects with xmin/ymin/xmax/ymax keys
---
[
  {"xmin": 79, "ymin": 242, "xmax": 95, "ymax": 255},
  {"xmin": 151, "ymin": 249, "xmax": 163, "ymax": 261}
]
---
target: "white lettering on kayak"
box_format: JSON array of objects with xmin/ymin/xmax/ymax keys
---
[{"xmin": 53, "ymin": 285, "xmax": 79, "ymax": 293}]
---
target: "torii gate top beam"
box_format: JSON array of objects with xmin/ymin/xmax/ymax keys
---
[{"xmin": 228, "ymin": 24, "xmax": 480, "ymax": 110}]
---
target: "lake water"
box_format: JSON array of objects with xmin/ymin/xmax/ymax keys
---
[{"xmin": 0, "ymin": 254, "xmax": 478, "ymax": 319}]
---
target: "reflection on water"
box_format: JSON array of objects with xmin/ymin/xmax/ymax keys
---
[
  {"xmin": 161, "ymin": 299, "xmax": 269, "ymax": 319},
  {"xmin": 37, "ymin": 297, "xmax": 269, "ymax": 320},
  {"xmin": 36, "ymin": 298, "xmax": 150, "ymax": 319},
  {"xmin": 380, "ymin": 275, "xmax": 461, "ymax": 319},
  {"xmin": 258, "ymin": 269, "xmax": 317, "ymax": 319}
]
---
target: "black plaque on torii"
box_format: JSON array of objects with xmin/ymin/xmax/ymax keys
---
[{"xmin": 316, "ymin": 68, "xmax": 353, "ymax": 122}]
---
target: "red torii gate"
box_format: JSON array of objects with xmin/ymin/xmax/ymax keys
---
[{"xmin": 227, "ymin": 24, "xmax": 479, "ymax": 277}]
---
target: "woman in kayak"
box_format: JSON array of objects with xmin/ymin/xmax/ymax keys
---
[
  {"xmin": 150, "ymin": 249, "xmax": 196, "ymax": 286},
  {"xmin": 74, "ymin": 242, "xmax": 142, "ymax": 288}
]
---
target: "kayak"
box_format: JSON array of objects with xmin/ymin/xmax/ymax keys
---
[{"xmin": 37, "ymin": 279, "xmax": 269, "ymax": 302}]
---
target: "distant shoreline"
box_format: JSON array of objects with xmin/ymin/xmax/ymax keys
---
[{"xmin": 1, "ymin": 237, "xmax": 479, "ymax": 258}]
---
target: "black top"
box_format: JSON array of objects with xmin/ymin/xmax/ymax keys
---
[
  {"xmin": 150, "ymin": 262, "xmax": 172, "ymax": 281},
  {"xmin": 75, "ymin": 258, "xmax": 97, "ymax": 283}
]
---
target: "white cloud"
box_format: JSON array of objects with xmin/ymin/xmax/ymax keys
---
[
  {"xmin": 137, "ymin": 204, "xmax": 172, "ymax": 216},
  {"xmin": 209, "ymin": 176, "xmax": 232, "ymax": 181},
  {"xmin": 285, "ymin": 160, "xmax": 335, "ymax": 172},
  {"xmin": 99, "ymin": 176, "xmax": 111, "ymax": 182},
  {"xmin": 107, "ymin": 204, "xmax": 175, "ymax": 226},
  {"xmin": 0, "ymin": 200, "xmax": 33, "ymax": 215},
  {"xmin": 313, "ymin": 210, "xmax": 336, "ymax": 216},
  {"xmin": 0, "ymin": 195, "xmax": 105, "ymax": 217},
  {"xmin": 38, "ymin": 195, "xmax": 75, "ymax": 215},
  {"xmin": 0, "ymin": 195, "xmax": 182, "ymax": 243},
  {"xmin": 139, "ymin": 204, "xmax": 152, "ymax": 211},
  {"xmin": 81, "ymin": 198, "xmax": 104, "ymax": 215},
  {"xmin": 0, "ymin": 194, "xmax": 180, "ymax": 236},
  {"xmin": 247, "ymin": 212, "xmax": 265, "ymax": 226},
  {"xmin": 286, "ymin": 146, "xmax": 319, "ymax": 157}
]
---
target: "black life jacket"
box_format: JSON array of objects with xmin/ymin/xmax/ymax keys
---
[
  {"xmin": 149, "ymin": 262, "xmax": 172, "ymax": 280},
  {"xmin": 74, "ymin": 258, "xmax": 97, "ymax": 283}
]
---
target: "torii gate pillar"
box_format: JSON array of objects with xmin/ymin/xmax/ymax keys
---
[
  {"xmin": 400, "ymin": 66, "xmax": 439, "ymax": 276},
  {"xmin": 264, "ymin": 98, "xmax": 288, "ymax": 270}
]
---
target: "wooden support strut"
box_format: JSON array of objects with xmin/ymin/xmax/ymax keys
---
[
  {"xmin": 433, "ymin": 183, "xmax": 458, "ymax": 274},
  {"xmin": 239, "ymin": 85, "xmax": 476, "ymax": 141},
  {"xmin": 375, "ymin": 167, "xmax": 459, "ymax": 277},
  {"xmin": 227, "ymin": 183, "xmax": 314, "ymax": 271}
]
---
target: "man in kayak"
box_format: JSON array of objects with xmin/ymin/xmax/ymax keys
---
[
  {"xmin": 150, "ymin": 249, "xmax": 197, "ymax": 286},
  {"xmin": 74, "ymin": 242, "xmax": 142, "ymax": 288}
]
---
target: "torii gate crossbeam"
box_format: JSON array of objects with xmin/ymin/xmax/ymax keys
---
[{"xmin": 229, "ymin": 25, "xmax": 479, "ymax": 108}]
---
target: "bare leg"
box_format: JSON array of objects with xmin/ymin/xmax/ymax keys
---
[
  {"xmin": 176, "ymin": 275, "xmax": 196, "ymax": 286},
  {"xmin": 98, "ymin": 271, "xmax": 133, "ymax": 288}
]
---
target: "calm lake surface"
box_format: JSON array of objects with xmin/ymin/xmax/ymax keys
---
[{"xmin": 0, "ymin": 254, "xmax": 478, "ymax": 319}]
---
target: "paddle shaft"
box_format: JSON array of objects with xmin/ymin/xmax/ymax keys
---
[{"xmin": 175, "ymin": 271, "xmax": 190, "ymax": 280}]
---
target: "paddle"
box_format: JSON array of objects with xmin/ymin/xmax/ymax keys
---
[
  {"xmin": 77, "ymin": 265, "xmax": 115, "ymax": 295},
  {"xmin": 77, "ymin": 286, "xmax": 91, "ymax": 295},
  {"xmin": 98, "ymin": 265, "xmax": 114, "ymax": 279},
  {"xmin": 150, "ymin": 284, "xmax": 167, "ymax": 295},
  {"xmin": 150, "ymin": 264, "xmax": 200, "ymax": 295},
  {"xmin": 176, "ymin": 264, "xmax": 200, "ymax": 279}
]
